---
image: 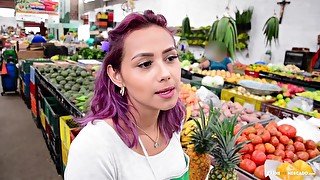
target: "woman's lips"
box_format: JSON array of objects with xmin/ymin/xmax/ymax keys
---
[{"xmin": 155, "ymin": 87, "xmax": 175, "ymax": 99}]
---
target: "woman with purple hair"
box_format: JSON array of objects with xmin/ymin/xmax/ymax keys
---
[{"xmin": 65, "ymin": 10, "xmax": 189, "ymax": 180}]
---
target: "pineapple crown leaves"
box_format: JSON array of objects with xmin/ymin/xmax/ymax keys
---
[
  {"xmin": 209, "ymin": 112, "xmax": 249, "ymax": 171},
  {"xmin": 263, "ymin": 16, "xmax": 279, "ymax": 47},
  {"xmin": 190, "ymin": 101, "xmax": 218, "ymax": 154}
]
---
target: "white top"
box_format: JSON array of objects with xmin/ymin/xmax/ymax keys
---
[{"xmin": 64, "ymin": 120, "xmax": 188, "ymax": 180}]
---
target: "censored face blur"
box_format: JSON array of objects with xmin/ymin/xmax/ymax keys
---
[{"xmin": 120, "ymin": 25, "xmax": 181, "ymax": 111}]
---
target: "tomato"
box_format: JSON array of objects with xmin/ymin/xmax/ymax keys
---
[
  {"xmin": 296, "ymin": 151, "xmax": 309, "ymax": 161},
  {"xmin": 240, "ymin": 143, "xmax": 254, "ymax": 154},
  {"xmin": 279, "ymin": 135, "xmax": 290, "ymax": 145},
  {"xmin": 285, "ymin": 144, "xmax": 295, "ymax": 152},
  {"xmin": 276, "ymin": 144, "xmax": 285, "ymax": 151},
  {"xmin": 240, "ymin": 159, "xmax": 257, "ymax": 174},
  {"xmin": 243, "ymin": 154, "xmax": 251, "ymax": 160},
  {"xmin": 251, "ymin": 150, "xmax": 267, "ymax": 166},
  {"xmin": 292, "ymin": 153, "xmax": 299, "ymax": 162},
  {"xmin": 266, "ymin": 121, "xmax": 278, "ymax": 128},
  {"xmin": 254, "ymin": 165, "xmax": 266, "ymax": 179},
  {"xmin": 266, "ymin": 126, "xmax": 278, "ymax": 136},
  {"xmin": 283, "ymin": 158, "xmax": 293, "ymax": 163},
  {"xmin": 305, "ymin": 140, "xmax": 316, "ymax": 150},
  {"xmin": 288, "ymin": 139, "xmax": 294, "ymax": 145},
  {"xmin": 274, "ymin": 149, "xmax": 286, "ymax": 159},
  {"xmin": 285, "ymin": 150, "xmax": 295, "ymax": 160},
  {"xmin": 277, "ymin": 124, "xmax": 296, "ymax": 138},
  {"xmin": 254, "ymin": 123, "xmax": 264, "ymax": 130},
  {"xmin": 265, "ymin": 143, "xmax": 276, "ymax": 154},
  {"xmin": 276, "ymin": 131, "xmax": 283, "ymax": 138},
  {"xmin": 236, "ymin": 135, "xmax": 248, "ymax": 144},
  {"xmin": 267, "ymin": 154, "xmax": 276, "ymax": 159},
  {"xmin": 243, "ymin": 127, "xmax": 257, "ymax": 135},
  {"xmin": 273, "ymin": 156, "xmax": 283, "ymax": 162},
  {"xmin": 248, "ymin": 134, "xmax": 263, "ymax": 145},
  {"xmin": 294, "ymin": 142, "xmax": 306, "ymax": 152},
  {"xmin": 255, "ymin": 144, "xmax": 266, "ymax": 153},
  {"xmin": 257, "ymin": 129, "xmax": 271, "ymax": 143},
  {"xmin": 270, "ymin": 136, "xmax": 280, "ymax": 147},
  {"xmin": 234, "ymin": 124, "xmax": 242, "ymax": 135},
  {"xmin": 307, "ymin": 149, "xmax": 318, "ymax": 159},
  {"xmin": 294, "ymin": 136, "xmax": 304, "ymax": 143}
]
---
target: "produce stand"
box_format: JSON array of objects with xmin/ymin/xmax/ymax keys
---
[
  {"xmin": 259, "ymin": 71, "xmax": 320, "ymax": 90},
  {"xmin": 261, "ymin": 103, "xmax": 312, "ymax": 119}
]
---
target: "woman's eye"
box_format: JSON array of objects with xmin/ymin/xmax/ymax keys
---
[
  {"xmin": 167, "ymin": 55, "xmax": 178, "ymax": 62},
  {"xmin": 138, "ymin": 61, "xmax": 153, "ymax": 68}
]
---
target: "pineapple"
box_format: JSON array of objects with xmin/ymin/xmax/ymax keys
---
[
  {"xmin": 186, "ymin": 103, "xmax": 215, "ymax": 180},
  {"xmin": 208, "ymin": 112, "xmax": 248, "ymax": 180}
]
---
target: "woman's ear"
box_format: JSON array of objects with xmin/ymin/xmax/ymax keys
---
[{"xmin": 107, "ymin": 65, "xmax": 123, "ymax": 87}]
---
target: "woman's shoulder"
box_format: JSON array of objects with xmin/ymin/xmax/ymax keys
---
[{"xmin": 70, "ymin": 119, "xmax": 118, "ymax": 151}]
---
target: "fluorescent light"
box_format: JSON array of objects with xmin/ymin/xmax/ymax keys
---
[
  {"xmin": 83, "ymin": 0, "xmax": 95, "ymax": 3},
  {"xmin": 0, "ymin": 8, "xmax": 15, "ymax": 18}
]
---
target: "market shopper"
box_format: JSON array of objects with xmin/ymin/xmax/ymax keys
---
[
  {"xmin": 199, "ymin": 41, "xmax": 234, "ymax": 73},
  {"xmin": 65, "ymin": 10, "xmax": 189, "ymax": 180},
  {"xmin": 31, "ymin": 32, "xmax": 47, "ymax": 44}
]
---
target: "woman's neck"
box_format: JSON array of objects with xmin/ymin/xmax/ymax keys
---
[{"xmin": 128, "ymin": 99, "xmax": 160, "ymax": 132}]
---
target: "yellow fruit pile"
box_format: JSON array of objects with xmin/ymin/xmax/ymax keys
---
[
  {"xmin": 276, "ymin": 160, "xmax": 315, "ymax": 180},
  {"xmin": 196, "ymin": 69, "xmax": 277, "ymax": 84},
  {"xmin": 246, "ymin": 64, "xmax": 269, "ymax": 72}
]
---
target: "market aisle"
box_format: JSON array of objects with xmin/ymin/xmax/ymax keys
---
[{"xmin": 0, "ymin": 85, "xmax": 62, "ymax": 179}]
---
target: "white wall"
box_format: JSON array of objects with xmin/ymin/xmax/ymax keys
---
[{"xmin": 109, "ymin": 0, "xmax": 320, "ymax": 64}]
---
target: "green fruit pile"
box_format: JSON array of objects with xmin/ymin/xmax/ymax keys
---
[
  {"xmin": 38, "ymin": 65, "xmax": 95, "ymax": 113},
  {"xmin": 297, "ymin": 91, "xmax": 320, "ymax": 102}
]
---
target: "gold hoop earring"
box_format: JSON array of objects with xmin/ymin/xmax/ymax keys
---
[{"xmin": 120, "ymin": 86, "xmax": 125, "ymax": 96}]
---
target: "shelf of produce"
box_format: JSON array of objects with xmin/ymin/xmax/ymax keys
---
[
  {"xmin": 259, "ymin": 71, "xmax": 320, "ymax": 89},
  {"xmin": 34, "ymin": 68, "xmax": 85, "ymax": 118},
  {"xmin": 261, "ymin": 103, "xmax": 312, "ymax": 119}
]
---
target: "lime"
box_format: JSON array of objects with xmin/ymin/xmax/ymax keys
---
[
  {"xmin": 285, "ymin": 98, "xmax": 291, "ymax": 103},
  {"xmin": 277, "ymin": 94, "xmax": 284, "ymax": 100}
]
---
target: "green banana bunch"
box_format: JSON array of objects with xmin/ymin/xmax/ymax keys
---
[
  {"xmin": 263, "ymin": 16, "xmax": 279, "ymax": 47},
  {"xmin": 182, "ymin": 16, "xmax": 192, "ymax": 37},
  {"xmin": 210, "ymin": 17, "xmax": 238, "ymax": 60},
  {"xmin": 207, "ymin": 19, "xmax": 219, "ymax": 42}
]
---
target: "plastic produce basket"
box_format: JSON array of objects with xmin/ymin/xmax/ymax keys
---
[
  {"xmin": 60, "ymin": 116, "xmax": 81, "ymax": 150},
  {"xmin": 21, "ymin": 59, "xmax": 52, "ymax": 74},
  {"xmin": 43, "ymin": 97, "xmax": 70, "ymax": 137}
]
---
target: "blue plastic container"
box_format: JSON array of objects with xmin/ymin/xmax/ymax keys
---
[{"xmin": 1, "ymin": 63, "xmax": 18, "ymax": 92}]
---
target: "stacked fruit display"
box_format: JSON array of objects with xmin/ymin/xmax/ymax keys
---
[
  {"xmin": 221, "ymin": 101, "xmax": 276, "ymax": 123},
  {"xmin": 297, "ymin": 90, "xmax": 320, "ymax": 102},
  {"xmin": 276, "ymin": 160, "xmax": 316, "ymax": 179},
  {"xmin": 237, "ymin": 121, "xmax": 320, "ymax": 179},
  {"xmin": 179, "ymin": 83, "xmax": 199, "ymax": 107},
  {"xmin": 228, "ymin": 86, "xmax": 275, "ymax": 101},
  {"xmin": 38, "ymin": 65, "xmax": 94, "ymax": 112},
  {"xmin": 278, "ymin": 82, "xmax": 305, "ymax": 97},
  {"xmin": 246, "ymin": 64, "xmax": 269, "ymax": 72},
  {"xmin": 272, "ymin": 94, "xmax": 320, "ymax": 118},
  {"xmin": 194, "ymin": 69, "xmax": 277, "ymax": 84}
]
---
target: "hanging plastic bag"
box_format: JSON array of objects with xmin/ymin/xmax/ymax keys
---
[{"xmin": 196, "ymin": 86, "xmax": 221, "ymax": 108}]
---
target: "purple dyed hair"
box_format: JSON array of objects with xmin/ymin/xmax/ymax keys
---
[{"xmin": 79, "ymin": 10, "xmax": 186, "ymax": 148}]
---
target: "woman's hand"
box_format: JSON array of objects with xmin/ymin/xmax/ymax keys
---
[{"xmin": 199, "ymin": 60, "xmax": 210, "ymax": 69}]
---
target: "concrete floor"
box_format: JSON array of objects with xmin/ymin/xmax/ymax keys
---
[{"xmin": 0, "ymin": 82, "xmax": 62, "ymax": 179}]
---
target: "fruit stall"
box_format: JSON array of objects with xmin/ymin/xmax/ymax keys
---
[
  {"xmin": 16, "ymin": 50, "xmax": 320, "ymax": 179},
  {"xmin": 13, "ymin": 17, "xmax": 320, "ymax": 180}
]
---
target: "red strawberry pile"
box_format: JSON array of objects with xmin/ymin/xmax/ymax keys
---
[{"xmin": 235, "ymin": 121, "xmax": 320, "ymax": 179}]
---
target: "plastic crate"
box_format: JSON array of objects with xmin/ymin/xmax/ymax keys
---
[
  {"xmin": 31, "ymin": 94, "xmax": 37, "ymax": 117},
  {"xmin": 21, "ymin": 59, "xmax": 52, "ymax": 74},
  {"xmin": 30, "ymin": 82, "xmax": 36, "ymax": 98},
  {"xmin": 244, "ymin": 70, "xmax": 260, "ymax": 78},
  {"xmin": 261, "ymin": 103, "xmax": 312, "ymax": 119},
  {"xmin": 61, "ymin": 143, "xmax": 69, "ymax": 166},
  {"xmin": 60, "ymin": 116, "xmax": 81, "ymax": 150},
  {"xmin": 221, "ymin": 89, "xmax": 264, "ymax": 111},
  {"xmin": 40, "ymin": 109, "xmax": 46, "ymax": 130},
  {"xmin": 43, "ymin": 97, "xmax": 70, "ymax": 137}
]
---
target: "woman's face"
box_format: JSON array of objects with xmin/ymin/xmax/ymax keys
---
[{"xmin": 120, "ymin": 25, "xmax": 181, "ymax": 111}]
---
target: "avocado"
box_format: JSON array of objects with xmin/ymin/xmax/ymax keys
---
[
  {"xmin": 70, "ymin": 72, "xmax": 77, "ymax": 77},
  {"xmin": 80, "ymin": 71, "xmax": 87, "ymax": 77},
  {"xmin": 61, "ymin": 71, "xmax": 69, "ymax": 77},
  {"xmin": 56, "ymin": 76, "xmax": 64, "ymax": 82},
  {"xmin": 64, "ymin": 84, "xmax": 71, "ymax": 91},
  {"xmin": 59, "ymin": 80, "xmax": 67, "ymax": 85},
  {"xmin": 65, "ymin": 76, "xmax": 73, "ymax": 81},
  {"xmin": 76, "ymin": 77, "xmax": 84, "ymax": 84},
  {"xmin": 71, "ymin": 85, "xmax": 80, "ymax": 92}
]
